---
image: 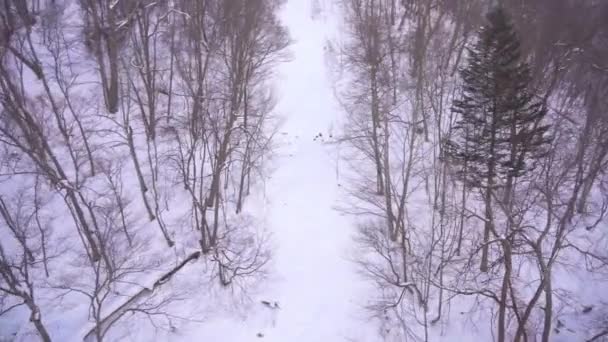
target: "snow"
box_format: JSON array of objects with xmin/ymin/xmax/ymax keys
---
[
  {"xmin": 167, "ymin": 1, "xmax": 380, "ymax": 341},
  {"xmin": 3, "ymin": 1, "xmax": 606, "ymax": 342},
  {"xmin": 255, "ymin": 2, "xmax": 379, "ymax": 338}
]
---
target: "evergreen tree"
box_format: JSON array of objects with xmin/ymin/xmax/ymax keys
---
[{"xmin": 444, "ymin": 7, "xmax": 551, "ymax": 272}]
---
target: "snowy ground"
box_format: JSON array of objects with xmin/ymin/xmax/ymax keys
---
[
  {"xmin": 0, "ymin": 2, "xmax": 382, "ymax": 341},
  {"xmin": 172, "ymin": 1, "xmax": 381, "ymax": 341},
  {"xmin": 171, "ymin": 3, "xmax": 608, "ymax": 340},
  {"xmin": 3, "ymin": 1, "xmax": 606, "ymax": 342}
]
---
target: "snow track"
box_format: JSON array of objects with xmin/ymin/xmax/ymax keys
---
[{"xmin": 258, "ymin": 1, "xmax": 376, "ymax": 340}]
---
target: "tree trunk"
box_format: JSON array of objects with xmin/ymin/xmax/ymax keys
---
[
  {"xmin": 370, "ymin": 65, "xmax": 384, "ymax": 195},
  {"xmin": 383, "ymin": 109, "xmax": 395, "ymax": 238},
  {"xmin": 541, "ymin": 267, "xmax": 553, "ymax": 342},
  {"xmin": 497, "ymin": 239, "xmax": 512, "ymax": 342},
  {"xmin": 106, "ymin": 40, "xmax": 119, "ymax": 114},
  {"xmin": 27, "ymin": 303, "xmax": 52, "ymax": 342},
  {"xmin": 127, "ymin": 126, "xmax": 155, "ymax": 221},
  {"xmin": 236, "ymin": 150, "xmax": 250, "ymax": 214},
  {"xmin": 481, "ymin": 182, "xmax": 492, "ymax": 273},
  {"xmin": 456, "ymin": 180, "xmax": 466, "ymax": 256}
]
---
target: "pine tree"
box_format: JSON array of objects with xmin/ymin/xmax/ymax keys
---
[{"xmin": 444, "ymin": 7, "xmax": 551, "ymax": 272}]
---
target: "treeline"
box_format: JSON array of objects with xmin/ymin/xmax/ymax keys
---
[
  {"xmin": 0, "ymin": 0, "xmax": 288, "ymax": 341},
  {"xmin": 334, "ymin": 0, "xmax": 608, "ymax": 341}
]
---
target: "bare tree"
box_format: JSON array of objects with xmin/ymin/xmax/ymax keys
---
[
  {"xmin": 335, "ymin": 1, "xmax": 608, "ymax": 341},
  {"xmin": 80, "ymin": 0, "xmax": 138, "ymax": 114},
  {"xmin": 0, "ymin": 188, "xmax": 53, "ymax": 342},
  {"xmin": 0, "ymin": 1, "xmax": 107, "ymax": 265},
  {"xmin": 0, "ymin": 0, "xmax": 289, "ymax": 339}
]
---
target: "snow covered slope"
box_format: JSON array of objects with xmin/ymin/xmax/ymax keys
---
[{"xmin": 163, "ymin": 1, "xmax": 381, "ymax": 341}]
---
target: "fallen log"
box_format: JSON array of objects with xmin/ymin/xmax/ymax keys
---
[{"xmin": 83, "ymin": 251, "xmax": 202, "ymax": 342}]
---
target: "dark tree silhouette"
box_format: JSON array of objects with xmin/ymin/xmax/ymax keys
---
[{"xmin": 444, "ymin": 7, "xmax": 551, "ymax": 272}]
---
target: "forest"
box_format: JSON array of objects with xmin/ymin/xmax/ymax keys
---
[
  {"xmin": 331, "ymin": 0, "xmax": 608, "ymax": 340},
  {"xmin": 1, "ymin": 0, "xmax": 607, "ymax": 341}
]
